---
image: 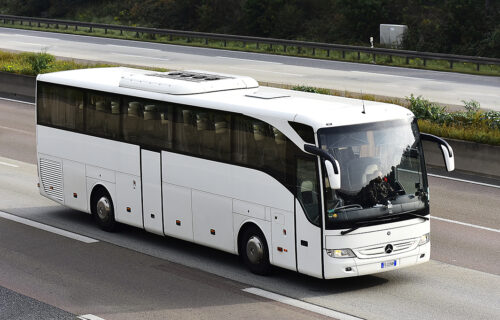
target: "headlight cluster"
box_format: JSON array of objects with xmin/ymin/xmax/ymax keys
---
[
  {"xmin": 326, "ymin": 248, "xmax": 356, "ymax": 258},
  {"xmin": 418, "ymin": 233, "xmax": 430, "ymax": 246}
]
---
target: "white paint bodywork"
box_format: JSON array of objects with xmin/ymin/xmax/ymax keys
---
[{"xmin": 36, "ymin": 67, "xmax": 431, "ymax": 279}]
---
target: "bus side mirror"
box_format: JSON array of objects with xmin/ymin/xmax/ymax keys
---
[
  {"xmin": 420, "ymin": 133, "xmax": 455, "ymax": 172},
  {"xmin": 325, "ymin": 159, "xmax": 341, "ymax": 190},
  {"xmin": 440, "ymin": 144, "xmax": 455, "ymax": 172}
]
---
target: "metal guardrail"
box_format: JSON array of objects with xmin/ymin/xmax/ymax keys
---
[{"xmin": 1, "ymin": 14, "xmax": 500, "ymax": 71}]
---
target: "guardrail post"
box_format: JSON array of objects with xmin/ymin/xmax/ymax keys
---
[
  {"xmin": 38, "ymin": 22, "xmax": 41, "ymax": 27},
  {"xmin": 406, "ymin": 57, "xmax": 409, "ymax": 64},
  {"xmin": 104, "ymin": 28, "xmax": 107, "ymax": 34},
  {"xmin": 342, "ymin": 51, "xmax": 345, "ymax": 59},
  {"xmin": 55, "ymin": 24, "xmax": 59, "ymax": 29},
  {"xmin": 65, "ymin": 24, "xmax": 68, "ymax": 29},
  {"xmin": 298, "ymin": 46, "xmax": 301, "ymax": 54},
  {"xmin": 327, "ymin": 49, "xmax": 330, "ymax": 57},
  {"xmin": 135, "ymin": 31, "xmax": 139, "ymax": 38},
  {"xmin": 284, "ymin": 45, "xmax": 287, "ymax": 53},
  {"xmin": 89, "ymin": 26, "xmax": 93, "ymax": 33},
  {"xmin": 358, "ymin": 52, "xmax": 361, "ymax": 60},
  {"xmin": 423, "ymin": 58, "xmax": 427, "ymax": 66},
  {"xmin": 312, "ymin": 48, "xmax": 315, "ymax": 55},
  {"xmin": 476, "ymin": 63, "xmax": 480, "ymax": 71},
  {"xmin": 20, "ymin": 20, "xmax": 23, "ymax": 26},
  {"xmin": 205, "ymin": 38, "xmax": 208, "ymax": 45},
  {"xmin": 449, "ymin": 60, "xmax": 454, "ymax": 69},
  {"xmin": 256, "ymin": 42, "xmax": 259, "ymax": 49},
  {"xmin": 224, "ymin": 40, "xmax": 226, "ymax": 47},
  {"xmin": 74, "ymin": 25, "xmax": 77, "ymax": 31}
]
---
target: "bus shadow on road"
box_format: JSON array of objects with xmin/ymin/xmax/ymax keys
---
[{"xmin": 7, "ymin": 205, "xmax": 397, "ymax": 297}]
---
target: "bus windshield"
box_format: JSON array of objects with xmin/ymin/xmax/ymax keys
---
[{"xmin": 318, "ymin": 119, "xmax": 429, "ymax": 230}]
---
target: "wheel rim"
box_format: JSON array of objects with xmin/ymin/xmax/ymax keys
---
[
  {"xmin": 246, "ymin": 235, "xmax": 264, "ymax": 265},
  {"xmin": 96, "ymin": 196, "xmax": 111, "ymax": 221}
]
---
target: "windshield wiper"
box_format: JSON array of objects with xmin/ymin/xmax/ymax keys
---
[
  {"xmin": 340, "ymin": 217, "xmax": 395, "ymax": 235},
  {"xmin": 382, "ymin": 211, "xmax": 429, "ymax": 221},
  {"xmin": 340, "ymin": 212, "xmax": 429, "ymax": 236}
]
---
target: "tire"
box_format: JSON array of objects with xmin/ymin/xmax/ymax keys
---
[
  {"xmin": 240, "ymin": 227, "xmax": 271, "ymax": 275},
  {"xmin": 93, "ymin": 190, "xmax": 116, "ymax": 232}
]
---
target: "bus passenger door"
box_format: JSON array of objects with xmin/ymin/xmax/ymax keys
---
[
  {"xmin": 141, "ymin": 149, "xmax": 163, "ymax": 235},
  {"xmin": 295, "ymin": 157, "xmax": 323, "ymax": 278}
]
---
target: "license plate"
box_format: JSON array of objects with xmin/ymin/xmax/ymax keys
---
[{"xmin": 381, "ymin": 260, "xmax": 397, "ymax": 269}]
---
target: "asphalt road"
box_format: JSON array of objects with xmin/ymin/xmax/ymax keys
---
[
  {"xmin": 0, "ymin": 27, "xmax": 499, "ymax": 111},
  {"xmin": 0, "ymin": 98, "xmax": 499, "ymax": 319}
]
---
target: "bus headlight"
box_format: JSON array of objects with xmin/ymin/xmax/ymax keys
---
[
  {"xmin": 326, "ymin": 249, "xmax": 356, "ymax": 258},
  {"xmin": 418, "ymin": 233, "xmax": 430, "ymax": 246}
]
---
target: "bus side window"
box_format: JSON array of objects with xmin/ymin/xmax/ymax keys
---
[
  {"xmin": 123, "ymin": 100, "xmax": 143, "ymax": 144},
  {"xmin": 214, "ymin": 114, "xmax": 230, "ymax": 161}
]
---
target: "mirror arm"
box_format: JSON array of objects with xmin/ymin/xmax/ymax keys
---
[
  {"xmin": 420, "ymin": 133, "xmax": 453, "ymax": 157},
  {"xmin": 304, "ymin": 144, "xmax": 339, "ymax": 174}
]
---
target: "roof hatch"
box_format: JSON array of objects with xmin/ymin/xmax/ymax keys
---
[{"xmin": 119, "ymin": 70, "xmax": 259, "ymax": 95}]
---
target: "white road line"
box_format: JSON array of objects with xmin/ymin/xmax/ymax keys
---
[
  {"xmin": 112, "ymin": 53, "xmax": 170, "ymax": 61},
  {"xmin": 78, "ymin": 315, "xmax": 106, "ymax": 320},
  {"xmin": 216, "ymin": 56, "xmax": 282, "ymax": 64},
  {"xmin": 0, "ymin": 125, "xmax": 35, "ymax": 136},
  {"xmin": 0, "ymin": 211, "xmax": 99, "ymax": 243},
  {"xmin": 0, "ymin": 96, "xmax": 35, "ymax": 105},
  {"xmin": 9, "ymin": 40, "xmax": 47, "ymax": 46},
  {"xmin": 229, "ymin": 66, "xmax": 303, "ymax": 77},
  {"xmin": 431, "ymin": 216, "xmax": 500, "ymax": 233},
  {"xmin": 428, "ymin": 173, "xmax": 500, "ymax": 189},
  {"xmin": 242, "ymin": 287, "xmax": 364, "ymax": 320},
  {"xmin": 0, "ymin": 161, "xmax": 19, "ymax": 168}
]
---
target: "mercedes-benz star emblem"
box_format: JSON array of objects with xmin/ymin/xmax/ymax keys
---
[{"xmin": 385, "ymin": 244, "xmax": 393, "ymax": 254}]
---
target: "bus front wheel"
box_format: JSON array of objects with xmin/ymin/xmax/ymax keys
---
[
  {"xmin": 93, "ymin": 189, "xmax": 116, "ymax": 232},
  {"xmin": 241, "ymin": 227, "xmax": 271, "ymax": 275}
]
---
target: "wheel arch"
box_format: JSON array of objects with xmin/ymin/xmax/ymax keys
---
[
  {"xmin": 237, "ymin": 221, "xmax": 269, "ymax": 257},
  {"xmin": 89, "ymin": 184, "xmax": 112, "ymax": 215}
]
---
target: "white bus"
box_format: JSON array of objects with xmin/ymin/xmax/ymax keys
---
[{"xmin": 36, "ymin": 67, "xmax": 454, "ymax": 279}]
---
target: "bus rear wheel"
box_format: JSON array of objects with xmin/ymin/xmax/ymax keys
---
[
  {"xmin": 93, "ymin": 190, "xmax": 116, "ymax": 232},
  {"xmin": 241, "ymin": 227, "xmax": 271, "ymax": 275}
]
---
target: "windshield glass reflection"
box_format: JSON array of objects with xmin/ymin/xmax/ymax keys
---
[{"xmin": 318, "ymin": 119, "xmax": 428, "ymax": 229}]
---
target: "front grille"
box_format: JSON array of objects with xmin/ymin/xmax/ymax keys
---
[
  {"xmin": 39, "ymin": 158, "xmax": 63, "ymax": 202},
  {"xmin": 355, "ymin": 238, "xmax": 418, "ymax": 258}
]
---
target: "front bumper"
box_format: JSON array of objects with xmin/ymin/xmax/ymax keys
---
[{"xmin": 324, "ymin": 242, "xmax": 430, "ymax": 279}]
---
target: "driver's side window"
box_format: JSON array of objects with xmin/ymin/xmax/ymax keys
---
[{"xmin": 296, "ymin": 157, "xmax": 321, "ymax": 226}]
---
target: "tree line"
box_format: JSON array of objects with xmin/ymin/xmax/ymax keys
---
[{"xmin": 1, "ymin": 0, "xmax": 499, "ymax": 58}]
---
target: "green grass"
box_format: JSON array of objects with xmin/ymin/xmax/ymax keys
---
[
  {"xmin": 0, "ymin": 50, "xmax": 115, "ymax": 75},
  {"xmin": 1, "ymin": 20, "xmax": 499, "ymax": 77}
]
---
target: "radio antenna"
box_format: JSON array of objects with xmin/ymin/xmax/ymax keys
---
[{"xmin": 361, "ymin": 91, "xmax": 366, "ymax": 114}]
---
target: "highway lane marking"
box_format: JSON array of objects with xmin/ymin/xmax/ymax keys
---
[
  {"xmin": 78, "ymin": 315, "xmax": 106, "ymax": 320},
  {"xmin": 112, "ymin": 53, "xmax": 170, "ymax": 61},
  {"xmin": 0, "ymin": 211, "xmax": 99, "ymax": 243},
  {"xmin": 216, "ymin": 56, "xmax": 282, "ymax": 64},
  {"xmin": 0, "ymin": 125, "xmax": 35, "ymax": 136},
  {"xmin": 0, "ymin": 96, "xmax": 35, "ymax": 105},
  {"xmin": 431, "ymin": 216, "xmax": 500, "ymax": 233},
  {"xmin": 0, "ymin": 97, "xmax": 35, "ymax": 105},
  {"xmin": 229, "ymin": 66, "xmax": 303, "ymax": 77},
  {"xmin": 0, "ymin": 161, "xmax": 19, "ymax": 168},
  {"xmin": 428, "ymin": 173, "xmax": 500, "ymax": 189},
  {"xmin": 243, "ymin": 287, "xmax": 364, "ymax": 320}
]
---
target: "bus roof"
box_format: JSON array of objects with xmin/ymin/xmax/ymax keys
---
[{"xmin": 37, "ymin": 67, "xmax": 413, "ymax": 132}]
